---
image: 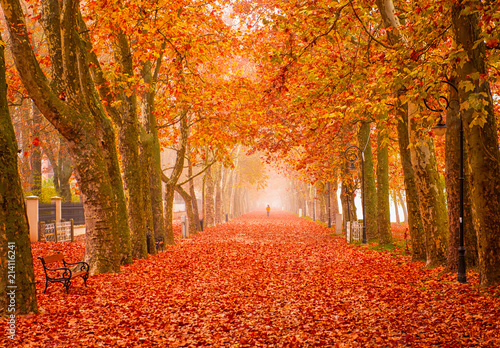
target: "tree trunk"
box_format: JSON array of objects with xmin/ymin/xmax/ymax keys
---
[
  {"xmin": 375, "ymin": 0, "xmax": 425, "ymax": 259},
  {"xmin": 397, "ymin": 104, "xmax": 426, "ymax": 261},
  {"xmin": 187, "ymin": 150, "xmax": 202, "ymax": 231},
  {"xmin": 140, "ymin": 57, "xmax": 166, "ymax": 242},
  {"xmin": 330, "ymin": 177, "xmax": 340, "ymax": 222},
  {"xmin": 377, "ymin": 116, "xmax": 392, "ymax": 244},
  {"xmin": 205, "ymin": 166, "xmax": 215, "ymax": 227},
  {"xmin": 357, "ymin": 122, "xmax": 378, "ymax": 239},
  {"xmin": 164, "ymin": 186, "xmax": 175, "ymax": 244},
  {"xmin": 409, "ymin": 104, "xmax": 448, "ymax": 268},
  {"xmin": 391, "ymin": 191, "xmax": 400, "ymax": 225},
  {"xmin": 3, "ymin": 0, "xmax": 127, "ymax": 273},
  {"xmin": 176, "ymin": 185, "xmax": 197, "ymax": 236},
  {"xmin": 451, "ymin": 1, "xmax": 500, "ymax": 286},
  {"xmin": 30, "ymin": 102, "xmax": 42, "ymax": 197},
  {"xmin": 140, "ymin": 132, "xmax": 156, "ymax": 255},
  {"xmin": 215, "ymin": 165, "xmax": 223, "ymax": 224},
  {"xmin": 57, "ymin": 149, "xmax": 73, "ymax": 202},
  {"xmin": 161, "ymin": 110, "xmax": 189, "ymax": 245},
  {"xmin": 0, "ymin": 34, "xmax": 38, "ymax": 315}
]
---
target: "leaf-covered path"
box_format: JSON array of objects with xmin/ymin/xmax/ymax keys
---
[{"xmin": 4, "ymin": 212, "xmax": 500, "ymax": 347}]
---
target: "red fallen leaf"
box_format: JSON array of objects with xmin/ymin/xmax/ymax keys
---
[{"xmin": 16, "ymin": 211, "xmax": 499, "ymax": 348}]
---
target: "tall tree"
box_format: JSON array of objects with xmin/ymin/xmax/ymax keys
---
[
  {"xmin": 451, "ymin": 0, "xmax": 500, "ymax": 286},
  {"xmin": 408, "ymin": 104, "xmax": 449, "ymax": 267},
  {"xmin": 0, "ymin": 32, "xmax": 37, "ymax": 315},
  {"xmin": 2, "ymin": 0, "xmax": 131, "ymax": 273},
  {"xmin": 357, "ymin": 122, "xmax": 378, "ymax": 239},
  {"xmin": 376, "ymin": 115, "xmax": 392, "ymax": 244}
]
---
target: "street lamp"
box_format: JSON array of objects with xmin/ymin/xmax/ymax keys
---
[
  {"xmin": 343, "ymin": 145, "xmax": 367, "ymax": 245},
  {"xmin": 424, "ymin": 80, "xmax": 466, "ymax": 284}
]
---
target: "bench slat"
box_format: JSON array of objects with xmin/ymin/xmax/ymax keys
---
[{"xmin": 42, "ymin": 253, "xmax": 64, "ymax": 264}]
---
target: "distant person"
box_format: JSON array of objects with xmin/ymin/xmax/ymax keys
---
[{"xmin": 266, "ymin": 205, "xmax": 271, "ymax": 217}]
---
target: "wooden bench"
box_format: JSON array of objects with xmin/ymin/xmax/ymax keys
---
[{"xmin": 38, "ymin": 253, "xmax": 89, "ymax": 294}]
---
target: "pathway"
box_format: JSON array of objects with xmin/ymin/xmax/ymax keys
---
[{"xmin": 7, "ymin": 211, "xmax": 500, "ymax": 347}]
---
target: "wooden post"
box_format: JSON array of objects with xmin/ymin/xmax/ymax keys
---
[
  {"xmin": 53, "ymin": 220, "xmax": 58, "ymax": 243},
  {"xmin": 25, "ymin": 196, "xmax": 39, "ymax": 242}
]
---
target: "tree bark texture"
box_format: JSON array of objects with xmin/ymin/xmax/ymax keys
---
[
  {"xmin": 396, "ymin": 104, "xmax": 426, "ymax": 261},
  {"xmin": 409, "ymin": 105, "xmax": 449, "ymax": 268},
  {"xmin": 0, "ymin": 34, "xmax": 38, "ymax": 315},
  {"xmin": 2, "ymin": 0, "xmax": 127, "ymax": 273},
  {"xmin": 375, "ymin": 0, "xmax": 426, "ymax": 260},
  {"xmin": 215, "ymin": 165, "xmax": 223, "ymax": 224},
  {"xmin": 357, "ymin": 122, "xmax": 378, "ymax": 239},
  {"xmin": 187, "ymin": 150, "xmax": 202, "ymax": 231},
  {"xmin": 176, "ymin": 185, "xmax": 197, "ymax": 236},
  {"xmin": 161, "ymin": 109, "xmax": 188, "ymax": 244},
  {"xmin": 204, "ymin": 166, "xmax": 215, "ymax": 227},
  {"xmin": 451, "ymin": 1, "xmax": 500, "ymax": 286},
  {"xmin": 376, "ymin": 117, "xmax": 392, "ymax": 244},
  {"xmin": 140, "ymin": 57, "xmax": 167, "ymax": 241},
  {"xmin": 30, "ymin": 102, "xmax": 42, "ymax": 197}
]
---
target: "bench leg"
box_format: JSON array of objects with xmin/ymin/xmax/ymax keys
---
[
  {"xmin": 82, "ymin": 274, "xmax": 89, "ymax": 287},
  {"xmin": 64, "ymin": 279, "xmax": 71, "ymax": 294},
  {"xmin": 43, "ymin": 281, "xmax": 49, "ymax": 294}
]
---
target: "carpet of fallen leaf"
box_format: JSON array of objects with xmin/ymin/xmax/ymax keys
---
[{"xmin": 3, "ymin": 212, "xmax": 500, "ymax": 347}]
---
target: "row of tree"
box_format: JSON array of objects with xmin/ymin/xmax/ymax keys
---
[
  {"xmin": 244, "ymin": 0, "xmax": 499, "ymax": 286},
  {"xmin": 0, "ymin": 0, "xmax": 266, "ymax": 315}
]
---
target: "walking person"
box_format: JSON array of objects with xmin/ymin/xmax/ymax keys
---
[{"xmin": 266, "ymin": 205, "xmax": 271, "ymax": 217}]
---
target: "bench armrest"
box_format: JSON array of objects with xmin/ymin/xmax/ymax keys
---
[
  {"xmin": 44, "ymin": 266, "xmax": 72, "ymax": 279},
  {"xmin": 63, "ymin": 260, "xmax": 90, "ymax": 273}
]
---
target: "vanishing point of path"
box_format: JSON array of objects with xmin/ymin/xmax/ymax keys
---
[{"xmin": 6, "ymin": 212, "xmax": 500, "ymax": 347}]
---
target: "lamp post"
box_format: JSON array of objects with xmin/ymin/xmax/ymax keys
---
[
  {"xmin": 344, "ymin": 145, "xmax": 367, "ymax": 245},
  {"xmin": 425, "ymin": 80, "xmax": 466, "ymax": 284}
]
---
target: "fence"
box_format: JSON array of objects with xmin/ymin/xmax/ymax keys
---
[
  {"xmin": 39, "ymin": 202, "xmax": 85, "ymax": 225},
  {"xmin": 39, "ymin": 220, "xmax": 74, "ymax": 242},
  {"xmin": 346, "ymin": 221, "xmax": 362, "ymax": 243}
]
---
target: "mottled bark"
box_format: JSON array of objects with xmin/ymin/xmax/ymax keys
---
[
  {"xmin": 330, "ymin": 177, "xmax": 340, "ymax": 221},
  {"xmin": 409, "ymin": 104, "xmax": 448, "ymax": 268},
  {"xmin": 30, "ymin": 103, "xmax": 42, "ymax": 196},
  {"xmin": 187, "ymin": 151, "xmax": 202, "ymax": 231},
  {"xmin": 377, "ymin": 116, "xmax": 392, "ymax": 244},
  {"xmin": 357, "ymin": 122, "xmax": 378, "ymax": 239},
  {"xmin": 3, "ymin": 0, "xmax": 126, "ymax": 273},
  {"xmin": 215, "ymin": 165, "xmax": 223, "ymax": 224},
  {"xmin": 140, "ymin": 56, "xmax": 166, "ymax": 241},
  {"xmin": 176, "ymin": 185, "xmax": 197, "ymax": 236},
  {"xmin": 375, "ymin": 0, "xmax": 425, "ymax": 260},
  {"xmin": 0, "ymin": 34, "xmax": 37, "ymax": 315},
  {"xmin": 452, "ymin": 1, "xmax": 500, "ymax": 286},
  {"xmin": 397, "ymin": 104, "xmax": 426, "ymax": 261},
  {"xmin": 205, "ymin": 166, "xmax": 215, "ymax": 227},
  {"xmin": 140, "ymin": 132, "xmax": 156, "ymax": 255},
  {"xmin": 161, "ymin": 110, "xmax": 188, "ymax": 245}
]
